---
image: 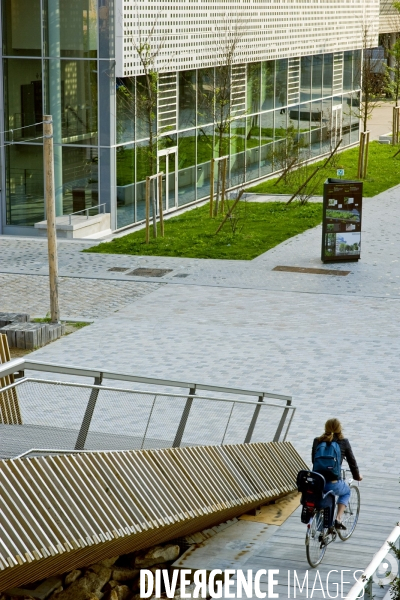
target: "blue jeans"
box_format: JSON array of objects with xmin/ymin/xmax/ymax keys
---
[{"xmin": 324, "ymin": 479, "xmax": 351, "ymax": 506}]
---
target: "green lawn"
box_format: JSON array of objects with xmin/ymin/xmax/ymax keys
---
[
  {"xmin": 247, "ymin": 141, "xmax": 400, "ymax": 198},
  {"xmin": 84, "ymin": 202, "xmax": 322, "ymax": 260}
]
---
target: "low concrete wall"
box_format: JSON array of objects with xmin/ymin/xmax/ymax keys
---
[{"xmin": 35, "ymin": 213, "xmax": 111, "ymax": 239}]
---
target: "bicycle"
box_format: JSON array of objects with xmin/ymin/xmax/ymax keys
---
[{"xmin": 299, "ymin": 468, "xmax": 361, "ymax": 568}]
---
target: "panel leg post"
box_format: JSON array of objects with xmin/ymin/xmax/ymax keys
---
[
  {"xmin": 172, "ymin": 387, "xmax": 196, "ymax": 448},
  {"xmin": 75, "ymin": 374, "xmax": 103, "ymax": 450},
  {"xmin": 244, "ymin": 396, "xmax": 263, "ymax": 443}
]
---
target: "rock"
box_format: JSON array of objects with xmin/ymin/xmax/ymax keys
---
[
  {"xmin": 49, "ymin": 568, "xmax": 111, "ymax": 600},
  {"xmin": 53, "ymin": 587, "xmax": 63, "ymax": 595},
  {"xmin": 99, "ymin": 557, "xmax": 119, "ymax": 568},
  {"xmin": 104, "ymin": 580, "xmax": 119, "ymax": 591},
  {"xmin": 134, "ymin": 545, "xmax": 180, "ymax": 568},
  {"xmin": 112, "ymin": 567, "xmax": 139, "ymax": 582},
  {"xmin": 114, "ymin": 585, "xmax": 130, "ymax": 600},
  {"xmin": 65, "ymin": 570, "xmax": 82, "ymax": 585}
]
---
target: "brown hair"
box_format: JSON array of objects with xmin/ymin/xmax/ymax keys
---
[{"xmin": 318, "ymin": 418, "xmax": 344, "ymax": 442}]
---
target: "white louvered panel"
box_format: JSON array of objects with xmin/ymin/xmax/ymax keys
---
[
  {"xmin": 116, "ymin": 0, "xmax": 379, "ymax": 78},
  {"xmin": 158, "ymin": 73, "xmax": 177, "ymax": 134},
  {"xmin": 287, "ymin": 57, "xmax": 300, "ymax": 106},
  {"xmin": 231, "ymin": 64, "xmax": 246, "ymax": 117},
  {"xmin": 333, "ymin": 53, "xmax": 344, "ymax": 94}
]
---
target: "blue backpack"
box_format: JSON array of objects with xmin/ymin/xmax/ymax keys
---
[{"xmin": 313, "ymin": 441, "xmax": 341, "ymax": 479}]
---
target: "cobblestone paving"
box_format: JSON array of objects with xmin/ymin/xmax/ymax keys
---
[
  {"xmin": 0, "ymin": 273, "xmax": 159, "ymax": 319},
  {"xmin": 2, "ymin": 185, "xmax": 400, "ymax": 475}
]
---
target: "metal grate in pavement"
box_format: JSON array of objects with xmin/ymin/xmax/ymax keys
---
[
  {"xmin": 127, "ymin": 268, "xmax": 173, "ymax": 277},
  {"xmin": 273, "ymin": 266, "xmax": 350, "ymax": 276},
  {"xmin": 173, "ymin": 274, "xmax": 189, "ymax": 278},
  {"xmin": 107, "ymin": 267, "xmax": 130, "ymax": 272}
]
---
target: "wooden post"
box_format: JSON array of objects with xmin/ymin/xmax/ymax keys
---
[
  {"xmin": 393, "ymin": 107, "xmax": 397, "ymax": 146},
  {"xmin": 220, "ymin": 157, "xmax": 227, "ymax": 214},
  {"xmin": 43, "ymin": 115, "xmax": 60, "ymax": 324},
  {"xmin": 158, "ymin": 173, "xmax": 164, "ymax": 238},
  {"xmin": 151, "ymin": 177, "xmax": 157, "ymax": 238},
  {"xmin": 357, "ymin": 132, "xmax": 365, "ymax": 179},
  {"xmin": 363, "ymin": 130, "xmax": 370, "ymax": 179},
  {"xmin": 145, "ymin": 176, "xmax": 150, "ymax": 243},
  {"xmin": 209, "ymin": 158, "xmax": 215, "ymax": 217}
]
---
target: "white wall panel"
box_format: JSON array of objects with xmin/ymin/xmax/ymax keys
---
[{"xmin": 115, "ymin": 0, "xmax": 379, "ymax": 77}]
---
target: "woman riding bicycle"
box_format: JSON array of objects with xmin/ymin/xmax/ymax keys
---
[{"xmin": 312, "ymin": 418, "xmax": 363, "ymax": 530}]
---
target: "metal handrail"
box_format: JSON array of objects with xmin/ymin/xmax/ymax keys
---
[
  {"xmin": 67, "ymin": 202, "xmax": 106, "ymax": 224},
  {"xmin": 0, "ymin": 377, "xmax": 293, "ymax": 410},
  {"xmin": 345, "ymin": 523, "xmax": 400, "ymax": 599},
  {"xmin": 0, "ymin": 357, "xmax": 292, "ymax": 401}
]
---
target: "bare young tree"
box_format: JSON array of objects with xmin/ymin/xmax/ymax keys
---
[
  {"xmin": 386, "ymin": 36, "xmax": 400, "ymax": 106},
  {"xmin": 116, "ymin": 9, "xmax": 166, "ymax": 240},
  {"xmin": 353, "ymin": 26, "xmax": 384, "ymax": 133},
  {"xmin": 198, "ymin": 22, "xmax": 247, "ymax": 217}
]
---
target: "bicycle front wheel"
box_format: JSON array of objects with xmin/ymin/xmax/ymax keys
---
[
  {"xmin": 306, "ymin": 509, "xmax": 327, "ymax": 568},
  {"xmin": 338, "ymin": 484, "xmax": 360, "ymax": 541}
]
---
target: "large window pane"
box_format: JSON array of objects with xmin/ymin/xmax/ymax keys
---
[
  {"xmin": 178, "ymin": 131, "xmax": 196, "ymax": 205},
  {"xmin": 6, "ymin": 144, "xmax": 44, "ymax": 225},
  {"xmin": 343, "ymin": 51, "xmax": 353, "ymax": 92},
  {"xmin": 198, "ymin": 68, "xmax": 214, "ymax": 126},
  {"xmin": 301, "ymin": 56, "xmax": 312, "ymax": 102},
  {"xmin": 247, "ymin": 63, "xmax": 261, "ymax": 114},
  {"xmin": 342, "ymin": 94, "xmax": 351, "ymax": 146},
  {"xmin": 116, "ymin": 78, "xmax": 135, "ymax": 144},
  {"xmin": 261, "ymin": 111, "xmax": 274, "ymax": 145},
  {"xmin": 312, "ymin": 55, "xmax": 323, "ymax": 99},
  {"xmin": 4, "ymin": 58, "xmax": 43, "ymax": 139},
  {"xmin": 275, "ymin": 59, "xmax": 288, "ymax": 108},
  {"xmin": 61, "ymin": 146, "xmax": 98, "ymax": 215},
  {"xmin": 353, "ymin": 50, "xmax": 362, "ymax": 89},
  {"xmin": 246, "ymin": 116, "xmax": 260, "ymax": 181},
  {"xmin": 262, "ymin": 61, "xmax": 275, "ymax": 110},
  {"xmin": 116, "ymin": 144, "xmax": 135, "ymax": 228},
  {"xmin": 197, "ymin": 125, "xmax": 213, "ymax": 199},
  {"xmin": 310, "ymin": 100, "xmax": 322, "ymax": 156},
  {"xmin": 179, "ymin": 70, "xmax": 196, "ymax": 130},
  {"xmin": 2, "ymin": 0, "xmax": 41, "ymax": 56},
  {"xmin": 323, "ymin": 54, "xmax": 333, "ymax": 96},
  {"xmin": 44, "ymin": 0, "xmax": 97, "ymax": 58},
  {"xmin": 58, "ymin": 60, "xmax": 98, "ymax": 144}
]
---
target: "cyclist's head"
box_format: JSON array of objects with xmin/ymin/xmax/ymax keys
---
[{"xmin": 319, "ymin": 418, "xmax": 344, "ymax": 442}]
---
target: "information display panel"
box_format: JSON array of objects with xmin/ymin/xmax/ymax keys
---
[{"xmin": 321, "ymin": 178, "xmax": 363, "ymax": 263}]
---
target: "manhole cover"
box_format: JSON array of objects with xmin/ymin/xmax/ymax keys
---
[
  {"xmin": 174, "ymin": 274, "xmax": 189, "ymax": 278},
  {"xmin": 107, "ymin": 267, "xmax": 130, "ymax": 272},
  {"xmin": 273, "ymin": 266, "xmax": 350, "ymax": 276},
  {"xmin": 127, "ymin": 268, "xmax": 173, "ymax": 277}
]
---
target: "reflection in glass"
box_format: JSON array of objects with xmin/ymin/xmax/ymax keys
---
[
  {"xmin": 62, "ymin": 146, "xmax": 98, "ymax": 214},
  {"xmin": 261, "ymin": 111, "xmax": 274, "ymax": 145},
  {"xmin": 116, "ymin": 78, "xmax": 135, "ymax": 144},
  {"xmin": 179, "ymin": 70, "xmax": 196, "ymax": 130},
  {"xmin": 178, "ymin": 132, "xmax": 196, "ymax": 204},
  {"xmin": 276, "ymin": 59, "xmax": 288, "ymax": 108},
  {"xmin": 262, "ymin": 61, "xmax": 275, "ymax": 110},
  {"xmin": 310, "ymin": 100, "xmax": 322, "ymax": 156},
  {"xmin": 247, "ymin": 63, "xmax": 261, "ymax": 114},
  {"xmin": 3, "ymin": 0, "xmax": 41, "ymax": 56},
  {"xmin": 301, "ymin": 56, "xmax": 312, "ymax": 102},
  {"xmin": 260, "ymin": 143, "xmax": 273, "ymax": 177},
  {"xmin": 4, "ymin": 59, "xmax": 43, "ymax": 139},
  {"xmin": 352, "ymin": 51, "xmax": 362, "ymax": 89},
  {"xmin": 197, "ymin": 125, "xmax": 213, "ymax": 199},
  {"xmin": 116, "ymin": 143, "xmax": 135, "ymax": 228},
  {"xmin": 6, "ymin": 144, "xmax": 44, "ymax": 225},
  {"xmin": 44, "ymin": 0, "xmax": 97, "ymax": 58},
  {"xmin": 342, "ymin": 94, "xmax": 351, "ymax": 146},
  {"xmin": 246, "ymin": 116, "xmax": 260, "ymax": 181},
  {"xmin": 312, "ymin": 56, "xmax": 323, "ymax": 99},
  {"xmin": 198, "ymin": 68, "xmax": 214, "ymax": 126},
  {"xmin": 323, "ymin": 54, "xmax": 333, "ymax": 96},
  {"xmin": 343, "ymin": 51, "xmax": 353, "ymax": 91}
]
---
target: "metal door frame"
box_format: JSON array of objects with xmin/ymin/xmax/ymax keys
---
[{"xmin": 157, "ymin": 146, "xmax": 178, "ymax": 211}]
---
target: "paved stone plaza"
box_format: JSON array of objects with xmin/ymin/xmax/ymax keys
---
[{"xmin": 1, "ymin": 182, "xmax": 400, "ymax": 590}]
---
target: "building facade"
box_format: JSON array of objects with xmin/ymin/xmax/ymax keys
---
[{"xmin": 0, "ymin": 0, "xmax": 384, "ymax": 235}]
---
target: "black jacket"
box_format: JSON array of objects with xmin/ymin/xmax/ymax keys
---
[{"xmin": 312, "ymin": 436, "xmax": 360, "ymax": 482}]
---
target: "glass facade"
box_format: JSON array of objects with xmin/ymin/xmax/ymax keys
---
[
  {"xmin": 1, "ymin": 0, "xmax": 115, "ymax": 230},
  {"xmin": 0, "ymin": 2, "xmax": 360, "ymax": 233},
  {"xmin": 115, "ymin": 51, "xmax": 361, "ymax": 229}
]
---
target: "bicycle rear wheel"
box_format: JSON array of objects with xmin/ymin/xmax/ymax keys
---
[
  {"xmin": 306, "ymin": 509, "xmax": 327, "ymax": 567},
  {"xmin": 338, "ymin": 484, "xmax": 360, "ymax": 540}
]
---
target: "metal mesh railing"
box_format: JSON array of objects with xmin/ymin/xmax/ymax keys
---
[{"xmin": 0, "ymin": 377, "xmax": 295, "ymax": 459}]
